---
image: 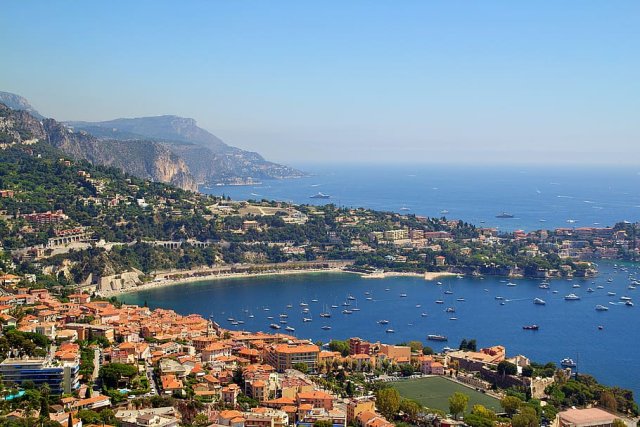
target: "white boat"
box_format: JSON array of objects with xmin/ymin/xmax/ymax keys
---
[
  {"xmin": 378, "ymin": 319, "xmax": 389, "ymax": 324},
  {"xmin": 608, "ymin": 292, "xmax": 616, "ymax": 296},
  {"xmin": 269, "ymin": 323, "xmax": 281, "ymax": 330},
  {"xmin": 444, "ymin": 290, "xmax": 453, "ymax": 295},
  {"xmin": 285, "ymin": 326, "xmax": 295, "ymax": 332},
  {"xmin": 539, "ymin": 283, "xmax": 550, "ymax": 289},
  {"xmin": 400, "ymin": 293, "xmax": 407, "ymax": 298},
  {"xmin": 449, "ymin": 317, "xmax": 458, "ymax": 321},
  {"xmin": 596, "ymin": 285, "xmax": 604, "ymax": 289},
  {"xmin": 456, "ymin": 298, "xmax": 466, "ymax": 302},
  {"xmin": 435, "ymin": 300, "xmax": 444, "ymax": 304},
  {"xmin": 507, "ymin": 282, "xmax": 517, "ymax": 287},
  {"xmin": 421, "ymin": 312, "xmax": 428, "ymax": 317},
  {"xmin": 342, "ymin": 309, "xmax": 353, "ymax": 314},
  {"xmin": 386, "ymin": 328, "xmax": 395, "ymax": 333},
  {"xmin": 625, "ymin": 301, "xmax": 634, "ymax": 307},
  {"xmin": 303, "ymin": 317, "xmax": 312, "ymax": 322},
  {"xmin": 533, "ymin": 298, "xmax": 546, "ymax": 305},
  {"xmin": 321, "ymin": 325, "xmax": 331, "ymax": 330},
  {"xmin": 564, "ymin": 294, "xmax": 580, "ymax": 300},
  {"xmin": 620, "ymin": 296, "xmax": 632, "ymax": 301},
  {"xmin": 595, "ymin": 305, "xmax": 609, "ymax": 311},
  {"xmin": 572, "ymin": 284, "xmax": 581, "ymax": 288},
  {"xmin": 587, "ymin": 288, "xmax": 594, "ymax": 293}
]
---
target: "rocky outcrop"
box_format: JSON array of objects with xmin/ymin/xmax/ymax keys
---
[
  {"xmin": 0, "ymin": 91, "xmax": 44, "ymax": 119},
  {"xmin": 0, "ymin": 103, "xmax": 198, "ymax": 191},
  {"xmin": 68, "ymin": 115, "xmax": 305, "ymax": 185}
]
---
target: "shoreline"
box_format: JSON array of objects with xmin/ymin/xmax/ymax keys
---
[
  {"xmin": 99, "ymin": 267, "xmax": 352, "ymax": 298},
  {"xmin": 99, "ymin": 267, "xmax": 460, "ymax": 298}
]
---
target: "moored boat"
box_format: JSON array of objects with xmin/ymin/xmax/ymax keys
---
[{"xmin": 427, "ymin": 334, "xmax": 448, "ymax": 341}]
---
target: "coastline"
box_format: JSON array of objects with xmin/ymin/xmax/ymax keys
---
[
  {"xmin": 99, "ymin": 267, "xmax": 460, "ymax": 298},
  {"xmin": 99, "ymin": 267, "xmax": 352, "ymax": 298},
  {"xmin": 360, "ymin": 271, "xmax": 458, "ymax": 281}
]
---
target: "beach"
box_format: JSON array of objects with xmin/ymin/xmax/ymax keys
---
[{"xmin": 98, "ymin": 264, "xmax": 352, "ymax": 298}]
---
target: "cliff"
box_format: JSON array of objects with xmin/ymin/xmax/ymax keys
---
[
  {"xmin": 0, "ymin": 103, "xmax": 198, "ymax": 191},
  {"xmin": 68, "ymin": 115, "xmax": 305, "ymax": 185}
]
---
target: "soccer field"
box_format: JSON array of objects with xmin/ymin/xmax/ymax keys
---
[{"xmin": 392, "ymin": 376, "xmax": 500, "ymax": 413}]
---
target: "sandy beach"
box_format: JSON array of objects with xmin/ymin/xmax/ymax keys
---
[
  {"xmin": 99, "ymin": 266, "xmax": 351, "ymax": 298},
  {"xmin": 359, "ymin": 271, "xmax": 458, "ymax": 280}
]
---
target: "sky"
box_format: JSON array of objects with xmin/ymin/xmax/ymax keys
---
[{"xmin": 1, "ymin": 1, "xmax": 639, "ymax": 166}]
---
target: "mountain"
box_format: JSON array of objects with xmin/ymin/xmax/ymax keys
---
[
  {"xmin": 67, "ymin": 116, "xmax": 305, "ymax": 185},
  {"xmin": 0, "ymin": 91, "xmax": 44, "ymax": 120},
  {"xmin": 0, "ymin": 103, "xmax": 198, "ymax": 191}
]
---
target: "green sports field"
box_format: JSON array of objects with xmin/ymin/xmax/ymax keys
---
[{"xmin": 391, "ymin": 376, "xmax": 500, "ymax": 413}]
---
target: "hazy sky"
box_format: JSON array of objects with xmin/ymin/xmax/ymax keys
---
[{"xmin": 1, "ymin": 1, "xmax": 639, "ymax": 166}]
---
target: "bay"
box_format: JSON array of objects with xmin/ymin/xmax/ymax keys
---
[
  {"xmin": 121, "ymin": 260, "xmax": 640, "ymax": 398},
  {"xmin": 202, "ymin": 164, "xmax": 640, "ymax": 232}
]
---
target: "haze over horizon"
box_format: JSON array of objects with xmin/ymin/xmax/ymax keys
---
[{"xmin": 1, "ymin": 1, "xmax": 639, "ymax": 166}]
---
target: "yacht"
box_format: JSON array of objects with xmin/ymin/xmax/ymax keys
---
[
  {"xmin": 523, "ymin": 324, "xmax": 539, "ymax": 330},
  {"xmin": 444, "ymin": 290, "xmax": 453, "ymax": 295},
  {"xmin": 507, "ymin": 282, "xmax": 517, "ymax": 287},
  {"xmin": 608, "ymin": 292, "xmax": 616, "ymax": 296},
  {"xmin": 572, "ymin": 284, "xmax": 581, "ymax": 288},
  {"xmin": 347, "ymin": 295, "xmax": 356, "ymax": 301},
  {"xmin": 310, "ymin": 192, "xmax": 330, "ymax": 199},
  {"xmin": 533, "ymin": 298, "xmax": 546, "ymax": 305},
  {"xmin": 539, "ymin": 283, "xmax": 550, "ymax": 289},
  {"xmin": 561, "ymin": 358, "xmax": 577, "ymax": 368},
  {"xmin": 285, "ymin": 326, "xmax": 295, "ymax": 332},
  {"xmin": 427, "ymin": 334, "xmax": 448, "ymax": 341},
  {"xmin": 269, "ymin": 323, "xmax": 281, "ymax": 330},
  {"xmin": 587, "ymin": 288, "xmax": 594, "ymax": 293},
  {"xmin": 378, "ymin": 319, "xmax": 389, "ymax": 325},
  {"xmin": 286, "ymin": 304, "xmax": 293, "ymax": 308},
  {"xmin": 595, "ymin": 305, "xmax": 609, "ymax": 311},
  {"xmin": 321, "ymin": 325, "xmax": 331, "ymax": 330},
  {"xmin": 445, "ymin": 307, "xmax": 456, "ymax": 313},
  {"xmin": 385, "ymin": 328, "xmax": 395, "ymax": 333},
  {"xmin": 620, "ymin": 296, "xmax": 632, "ymax": 301},
  {"xmin": 400, "ymin": 293, "xmax": 408, "ymax": 298},
  {"xmin": 625, "ymin": 301, "xmax": 634, "ymax": 307},
  {"xmin": 300, "ymin": 302, "xmax": 308, "ymax": 307},
  {"xmin": 435, "ymin": 300, "xmax": 444, "ymax": 304},
  {"xmin": 279, "ymin": 314, "xmax": 288, "ymax": 318},
  {"xmin": 564, "ymin": 294, "xmax": 580, "ymax": 300},
  {"xmin": 303, "ymin": 317, "xmax": 312, "ymax": 322},
  {"xmin": 495, "ymin": 296, "xmax": 505, "ymax": 300},
  {"xmin": 421, "ymin": 312, "xmax": 428, "ymax": 317},
  {"xmin": 342, "ymin": 309, "xmax": 353, "ymax": 314},
  {"xmin": 456, "ymin": 298, "xmax": 466, "ymax": 302},
  {"xmin": 596, "ymin": 285, "xmax": 604, "ymax": 289},
  {"xmin": 331, "ymin": 304, "xmax": 339, "ymax": 309},
  {"xmin": 496, "ymin": 212, "xmax": 515, "ymax": 218}
]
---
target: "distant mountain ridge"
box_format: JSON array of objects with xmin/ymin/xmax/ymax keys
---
[
  {"xmin": 0, "ymin": 103, "xmax": 197, "ymax": 191},
  {"xmin": 0, "ymin": 91, "xmax": 45, "ymax": 120},
  {"xmin": 66, "ymin": 115, "xmax": 305, "ymax": 186},
  {"xmin": 0, "ymin": 91, "xmax": 305, "ymax": 189}
]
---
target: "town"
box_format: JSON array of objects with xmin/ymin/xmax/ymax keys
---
[{"xmin": 0, "ymin": 284, "xmax": 637, "ymax": 427}]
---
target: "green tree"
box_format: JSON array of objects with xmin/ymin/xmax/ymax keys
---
[
  {"xmin": 497, "ymin": 360, "xmax": 517, "ymax": 377},
  {"xmin": 99, "ymin": 363, "xmax": 138, "ymax": 389},
  {"xmin": 512, "ymin": 406, "xmax": 538, "ymax": 427},
  {"xmin": 376, "ymin": 388, "xmax": 401, "ymax": 420},
  {"xmin": 399, "ymin": 399, "xmax": 422, "ymax": 421},
  {"xmin": 500, "ymin": 396, "xmax": 522, "ymax": 417},
  {"xmin": 293, "ymin": 362, "xmax": 309, "ymax": 374},
  {"xmin": 448, "ymin": 392, "xmax": 469, "ymax": 420},
  {"xmin": 313, "ymin": 421, "xmax": 333, "ymax": 427}
]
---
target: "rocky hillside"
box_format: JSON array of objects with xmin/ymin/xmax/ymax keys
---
[
  {"xmin": 0, "ymin": 91, "xmax": 45, "ymax": 120},
  {"xmin": 0, "ymin": 103, "xmax": 197, "ymax": 191},
  {"xmin": 67, "ymin": 115, "xmax": 305, "ymax": 185}
]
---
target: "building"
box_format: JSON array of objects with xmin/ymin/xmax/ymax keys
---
[
  {"xmin": 553, "ymin": 408, "xmax": 616, "ymax": 427},
  {"xmin": 266, "ymin": 344, "xmax": 319, "ymax": 373},
  {"xmin": 383, "ymin": 229, "xmax": 408, "ymax": 241},
  {"xmin": 346, "ymin": 397, "xmax": 375, "ymax": 424},
  {"xmin": 349, "ymin": 338, "xmax": 371, "ymax": 355},
  {"xmin": 0, "ymin": 358, "xmax": 79, "ymax": 394}
]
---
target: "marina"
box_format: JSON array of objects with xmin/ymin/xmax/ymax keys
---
[{"xmin": 122, "ymin": 260, "xmax": 640, "ymax": 397}]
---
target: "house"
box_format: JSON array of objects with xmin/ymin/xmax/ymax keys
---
[{"xmin": 552, "ymin": 408, "xmax": 617, "ymax": 427}]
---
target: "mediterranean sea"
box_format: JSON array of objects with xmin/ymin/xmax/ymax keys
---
[
  {"xmin": 121, "ymin": 260, "xmax": 640, "ymax": 398},
  {"xmin": 202, "ymin": 164, "xmax": 640, "ymax": 232}
]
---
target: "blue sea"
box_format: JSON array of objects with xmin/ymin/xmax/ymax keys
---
[
  {"xmin": 203, "ymin": 164, "xmax": 640, "ymax": 232},
  {"xmin": 125, "ymin": 165, "xmax": 640, "ymax": 398},
  {"xmin": 122, "ymin": 261, "xmax": 640, "ymax": 398}
]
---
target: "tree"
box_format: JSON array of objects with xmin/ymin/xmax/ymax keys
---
[
  {"xmin": 500, "ymin": 395, "xmax": 522, "ymax": 417},
  {"xmin": 448, "ymin": 392, "xmax": 469, "ymax": 420},
  {"xmin": 399, "ymin": 399, "xmax": 422, "ymax": 421},
  {"xmin": 464, "ymin": 413, "xmax": 494, "ymax": 427},
  {"xmin": 293, "ymin": 362, "xmax": 309, "ymax": 374},
  {"xmin": 399, "ymin": 364, "xmax": 414, "ymax": 377},
  {"xmin": 376, "ymin": 388, "xmax": 401, "ymax": 420},
  {"xmin": 313, "ymin": 421, "xmax": 333, "ymax": 427},
  {"xmin": 472, "ymin": 404, "xmax": 497, "ymax": 421},
  {"xmin": 497, "ymin": 360, "xmax": 517, "ymax": 377},
  {"xmin": 600, "ymin": 391, "xmax": 618, "ymax": 412},
  {"xmin": 99, "ymin": 363, "xmax": 138, "ymax": 388},
  {"xmin": 512, "ymin": 406, "xmax": 538, "ymax": 427},
  {"xmin": 422, "ymin": 346, "xmax": 434, "ymax": 355},
  {"xmin": 194, "ymin": 414, "xmax": 210, "ymax": 427},
  {"xmin": 522, "ymin": 365, "xmax": 534, "ymax": 378}
]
